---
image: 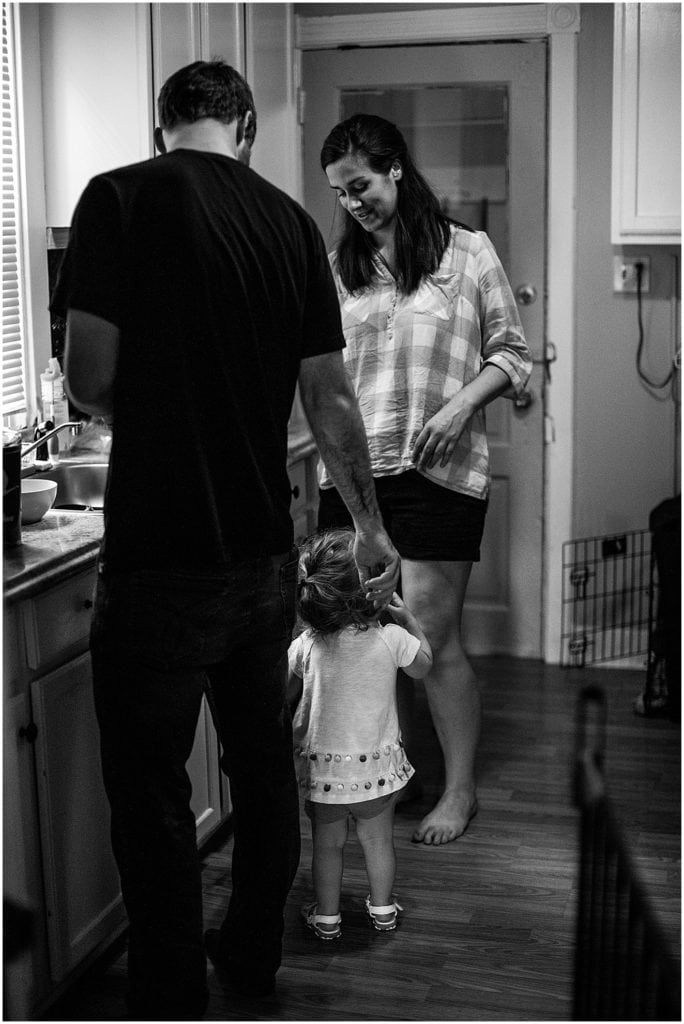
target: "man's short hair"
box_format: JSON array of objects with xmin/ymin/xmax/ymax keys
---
[{"xmin": 157, "ymin": 60, "xmax": 256, "ymax": 144}]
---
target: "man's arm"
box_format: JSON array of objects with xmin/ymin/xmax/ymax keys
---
[
  {"xmin": 298, "ymin": 350, "xmax": 400, "ymax": 606},
  {"xmin": 64, "ymin": 309, "xmax": 119, "ymax": 420}
]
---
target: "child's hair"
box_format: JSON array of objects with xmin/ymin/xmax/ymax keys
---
[{"xmin": 297, "ymin": 528, "xmax": 373, "ymax": 635}]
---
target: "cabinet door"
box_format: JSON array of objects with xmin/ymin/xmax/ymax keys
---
[
  {"xmin": 150, "ymin": 3, "xmax": 245, "ymax": 102},
  {"xmin": 31, "ymin": 655, "xmax": 126, "ymax": 983},
  {"xmin": 187, "ymin": 696, "xmax": 222, "ymax": 845},
  {"xmin": 245, "ymin": 3, "xmax": 298, "ymax": 198},
  {"xmin": 40, "ymin": 3, "xmax": 152, "ymax": 225},
  {"xmin": 3, "ymin": 691, "xmax": 51, "ymax": 1018},
  {"xmin": 612, "ymin": 3, "xmax": 681, "ymax": 243}
]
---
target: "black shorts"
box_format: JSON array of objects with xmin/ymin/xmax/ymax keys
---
[{"xmin": 317, "ymin": 470, "xmax": 488, "ymax": 562}]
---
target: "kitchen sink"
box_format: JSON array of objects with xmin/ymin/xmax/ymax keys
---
[{"xmin": 37, "ymin": 462, "xmax": 108, "ymax": 511}]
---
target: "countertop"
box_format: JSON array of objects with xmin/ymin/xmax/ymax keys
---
[
  {"xmin": 4, "ymin": 430, "xmax": 317, "ymax": 604},
  {"xmin": 3, "ymin": 511, "xmax": 104, "ymax": 603}
]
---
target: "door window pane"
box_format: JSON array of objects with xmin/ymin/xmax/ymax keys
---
[{"xmin": 340, "ymin": 85, "xmax": 509, "ymax": 265}]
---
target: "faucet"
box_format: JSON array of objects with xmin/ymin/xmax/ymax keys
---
[{"xmin": 22, "ymin": 421, "xmax": 84, "ymax": 459}]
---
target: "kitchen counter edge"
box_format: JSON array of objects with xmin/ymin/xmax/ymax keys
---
[{"xmin": 4, "ymin": 435, "xmax": 318, "ymax": 604}]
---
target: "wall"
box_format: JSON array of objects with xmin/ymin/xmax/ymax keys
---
[{"xmin": 574, "ymin": 3, "xmax": 679, "ymax": 539}]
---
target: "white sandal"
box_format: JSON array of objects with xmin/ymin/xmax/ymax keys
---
[
  {"xmin": 301, "ymin": 902, "xmax": 342, "ymax": 940},
  {"xmin": 364, "ymin": 895, "xmax": 403, "ymax": 931}
]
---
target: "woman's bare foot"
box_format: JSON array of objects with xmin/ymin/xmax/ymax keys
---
[{"xmin": 411, "ymin": 790, "xmax": 478, "ymax": 845}]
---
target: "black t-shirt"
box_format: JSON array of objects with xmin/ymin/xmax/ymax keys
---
[{"xmin": 51, "ymin": 149, "xmax": 344, "ymax": 570}]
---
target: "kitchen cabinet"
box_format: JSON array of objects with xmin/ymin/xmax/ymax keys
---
[
  {"xmin": 39, "ymin": 2, "xmax": 297, "ymax": 226},
  {"xmin": 245, "ymin": 4, "xmax": 299, "ymax": 200},
  {"xmin": 150, "ymin": 3, "xmax": 299, "ymax": 200},
  {"xmin": 4, "ymin": 688, "xmax": 51, "ymax": 1020},
  {"xmin": 612, "ymin": 3, "xmax": 681, "ymax": 244},
  {"xmin": 39, "ymin": 3, "xmax": 153, "ymax": 226},
  {"xmin": 31, "ymin": 654, "xmax": 125, "ymax": 984},
  {"xmin": 150, "ymin": 3, "xmax": 244, "ymax": 105},
  {"xmin": 3, "ymin": 559, "xmax": 230, "ymax": 1017},
  {"xmin": 289, "ymin": 444, "xmax": 318, "ymax": 545},
  {"xmin": 3, "ymin": 436, "xmax": 316, "ymax": 1015}
]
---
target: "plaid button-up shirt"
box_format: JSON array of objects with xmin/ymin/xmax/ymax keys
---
[{"xmin": 319, "ymin": 227, "xmax": 532, "ymax": 500}]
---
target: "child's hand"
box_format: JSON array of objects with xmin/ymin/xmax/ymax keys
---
[
  {"xmin": 386, "ymin": 592, "xmax": 411, "ymax": 626},
  {"xmin": 386, "ymin": 592, "xmax": 433, "ymax": 678}
]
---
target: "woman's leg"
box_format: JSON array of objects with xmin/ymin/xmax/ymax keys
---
[
  {"xmin": 309, "ymin": 807, "xmax": 349, "ymax": 916},
  {"xmin": 354, "ymin": 797, "xmax": 398, "ymax": 911},
  {"xmin": 401, "ymin": 559, "xmax": 480, "ymax": 845}
]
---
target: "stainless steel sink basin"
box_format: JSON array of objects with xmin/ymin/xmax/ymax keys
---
[{"xmin": 37, "ymin": 463, "xmax": 108, "ymax": 511}]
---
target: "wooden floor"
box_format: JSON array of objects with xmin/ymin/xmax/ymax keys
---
[{"xmin": 47, "ymin": 657, "xmax": 680, "ymax": 1021}]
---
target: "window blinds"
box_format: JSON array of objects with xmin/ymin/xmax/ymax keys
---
[{"xmin": 2, "ymin": 1, "xmax": 27, "ymax": 416}]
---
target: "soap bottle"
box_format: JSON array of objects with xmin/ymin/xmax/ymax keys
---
[{"xmin": 40, "ymin": 357, "xmax": 69, "ymax": 458}]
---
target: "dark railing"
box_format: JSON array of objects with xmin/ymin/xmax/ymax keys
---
[{"xmin": 573, "ymin": 686, "xmax": 680, "ymax": 1020}]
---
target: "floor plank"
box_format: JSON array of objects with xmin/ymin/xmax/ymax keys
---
[{"xmin": 45, "ymin": 657, "xmax": 680, "ymax": 1021}]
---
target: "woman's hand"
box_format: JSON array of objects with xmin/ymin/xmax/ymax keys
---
[
  {"xmin": 411, "ymin": 397, "xmax": 473, "ymax": 471},
  {"xmin": 412, "ymin": 366, "xmax": 513, "ymax": 471}
]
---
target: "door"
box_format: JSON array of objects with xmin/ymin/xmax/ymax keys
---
[{"xmin": 302, "ymin": 42, "xmax": 546, "ymax": 658}]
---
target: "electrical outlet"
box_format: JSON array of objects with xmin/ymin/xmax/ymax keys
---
[{"xmin": 613, "ymin": 256, "xmax": 651, "ymax": 293}]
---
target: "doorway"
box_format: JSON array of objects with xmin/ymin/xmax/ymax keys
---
[{"xmin": 302, "ymin": 41, "xmax": 547, "ymax": 658}]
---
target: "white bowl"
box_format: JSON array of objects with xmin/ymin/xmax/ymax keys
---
[{"xmin": 21, "ymin": 478, "xmax": 58, "ymax": 524}]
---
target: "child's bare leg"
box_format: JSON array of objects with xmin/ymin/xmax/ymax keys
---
[
  {"xmin": 310, "ymin": 811, "xmax": 348, "ymax": 916},
  {"xmin": 354, "ymin": 797, "xmax": 397, "ymax": 920}
]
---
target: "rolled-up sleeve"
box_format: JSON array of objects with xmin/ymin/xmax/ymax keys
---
[{"xmin": 476, "ymin": 233, "xmax": 532, "ymax": 395}]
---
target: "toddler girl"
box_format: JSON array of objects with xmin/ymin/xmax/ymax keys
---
[{"xmin": 288, "ymin": 528, "xmax": 432, "ymax": 939}]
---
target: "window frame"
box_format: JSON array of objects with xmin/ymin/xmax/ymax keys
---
[{"xmin": 3, "ymin": 3, "xmax": 51, "ymax": 429}]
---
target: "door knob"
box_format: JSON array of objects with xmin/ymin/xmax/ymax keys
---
[
  {"xmin": 514, "ymin": 388, "xmax": 534, "ymax": 411},
  {"xmin": 515, "ymin": 284, "xmax": 537, "ymax": 305}
]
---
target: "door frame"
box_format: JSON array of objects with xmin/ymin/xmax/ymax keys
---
[{"xmin": 294, "ymin": 2, "xmax": 579, "ymax": 664}]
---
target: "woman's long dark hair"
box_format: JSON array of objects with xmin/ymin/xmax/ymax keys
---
[{"xmin": 320, "ymin": 113, "xmax": 467, "ymax": 295}]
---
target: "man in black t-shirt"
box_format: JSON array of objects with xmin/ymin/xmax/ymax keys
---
[{"xmin": 53, "ymin": 61, "xmax": 399, "ymax": 1019}]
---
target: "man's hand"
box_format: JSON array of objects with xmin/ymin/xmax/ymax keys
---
[{"xmin": 353, "ymin": 527, "xmax": 401, "ymax": 610}]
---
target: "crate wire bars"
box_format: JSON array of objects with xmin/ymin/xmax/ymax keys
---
[{"xmin": 560, "ymin": 529, "xmax": 655, "ymax": 668}]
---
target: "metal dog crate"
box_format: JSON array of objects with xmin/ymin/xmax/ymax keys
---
[{"xmin": 560, "ymin": 529, "xmax": 655, "ymax": 668}]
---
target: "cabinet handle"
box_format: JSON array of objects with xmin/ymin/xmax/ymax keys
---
[
  {"xmin": 19, "ymin": 722, "xmax": 38, "ymax": 744},
  {"xmin": 83, "ymin": 598, "xmax": 94, "ymax": 610},
  {"xmin": 291, "ymin": 485, "xmax": 300, "ymax": 499}
]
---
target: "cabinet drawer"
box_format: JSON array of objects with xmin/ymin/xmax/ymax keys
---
[{"xmin": 25, "ymin": 570, "xmax": 97, "ymax": 672}]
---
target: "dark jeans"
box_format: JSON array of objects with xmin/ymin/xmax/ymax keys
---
[{"xmin": 90, "ymin": 549, "xmax": 301, "ymax": 1019}]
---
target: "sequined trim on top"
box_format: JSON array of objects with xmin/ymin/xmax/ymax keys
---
[{"xmin": 293, "ymin": 740, "xmax": 415, "ymax": 803}]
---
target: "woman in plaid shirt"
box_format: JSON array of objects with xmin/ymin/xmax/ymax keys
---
[{"xmin": 316, "ymin": 114, "xmax": 532, "ymax": 846}]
